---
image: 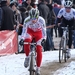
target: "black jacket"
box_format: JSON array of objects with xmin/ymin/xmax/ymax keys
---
[
  {"xmin": 1, "ymin": 4, "xmax": 14, "ymax": 30},
  {"xmin": 38, "ymin": 2, "xmax": 50, "ymax": 24},
  {"xmin": 22, "ymin": 1, "xmax": 28, "ymax": 8}
]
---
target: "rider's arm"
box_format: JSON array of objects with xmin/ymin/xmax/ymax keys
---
[
  {"xmin": 41, "ymin": 18, "xmax": 47, "ymax": 40},
  {"xmin": 55, "ymin": 17, "xmax": 61, "ymax": 26},
  {"xmin": 21, "ymin": 17, "xmax": 29, "ymax": 40},
  {"xmin": 55, "ymin": 8, "xmax": 63, "ymax": 26},
  {"xmin": 21, "ymin": 25, "xmax": 27, "ymax": 40}
]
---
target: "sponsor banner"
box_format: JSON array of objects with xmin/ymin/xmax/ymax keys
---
[{"xmin": 0, "ymin": 30, "xmax": 18, "ymax": 56}]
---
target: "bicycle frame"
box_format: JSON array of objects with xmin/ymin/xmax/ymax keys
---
[
  {"xmin": 59, "ymin": 25, "xmax": 69, "ymax": 63},
  {"xmin": 62, "ymin": 26, "xmax": 69, "ymax": 50}
]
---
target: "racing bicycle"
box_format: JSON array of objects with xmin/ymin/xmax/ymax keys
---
[{"xmin": 59, "ymin": 25, "xmax": 69, "ymax": 63}]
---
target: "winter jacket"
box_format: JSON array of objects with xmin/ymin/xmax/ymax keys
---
[
  {"xmin": 38, "ymin": 2, "xmax": 50, "ymax": 24},
  {"xmin": 1, "ymin": 4, "xmax": 14, "ymax": 30}
]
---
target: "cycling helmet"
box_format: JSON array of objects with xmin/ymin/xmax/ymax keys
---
[
  {"xmin": 29, "ymin": 8, "xmax": 39, "ymax": 19},
  {"xmin": 64, "ymin": 0, "xmax": 73, "ymax": 7}
]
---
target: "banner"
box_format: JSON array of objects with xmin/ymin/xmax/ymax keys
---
[{"xmin": 0, "ymin": 30, "xmax": 18, "ymax": 56}]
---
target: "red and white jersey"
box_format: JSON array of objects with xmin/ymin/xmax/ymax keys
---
[{"xmin": 21, "ymin": 16, "xmax": 46, "ymax": 39}]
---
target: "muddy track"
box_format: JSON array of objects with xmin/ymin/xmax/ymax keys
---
[
  {"xmin": 40, "ymin": 37, "xmax": 75, "ymax": 75},
  {"xmin": 40, "ymin": 58, "xmax": 75, "ymax": 75}
]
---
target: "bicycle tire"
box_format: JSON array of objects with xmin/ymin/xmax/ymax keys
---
[
  {"xmin": 64, "ymin": 51, "xmax": 67, "ymax": 62},
  {"xmin": 63, "ymin": 38, "xmax": 67, "ymax": 62},
  {"xmin": 18, "ymin": 44, "xmax": 24, "ymax": 53},
  {"xmin": 59, "ymin": 38, "xmax": 63, "ymax": 63},
  {"xmin": 29, "ymin": 53, "xmax": 35, "ymax": 75}
]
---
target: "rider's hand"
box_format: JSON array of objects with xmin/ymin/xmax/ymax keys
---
[{"xmin": 19, "ymin": 39, "xmax": 24, "ymax": 46}]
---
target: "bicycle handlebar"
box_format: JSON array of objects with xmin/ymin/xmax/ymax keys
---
[
  {"xmin": 24, "ymin": 42, "xmax": 36, "ymax": 45},
  {"xmin": 61, "ymin": 25, "xmax": 74, "ymax": 30}
]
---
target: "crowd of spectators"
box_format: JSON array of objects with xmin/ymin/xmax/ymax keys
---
[{"xmin": 0, "ymin": 0, "xmax": 75, "ymax": 52}]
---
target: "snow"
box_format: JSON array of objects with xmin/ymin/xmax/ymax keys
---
[
  {"xmin": 0, "ymin": 49, "xmax": 75, "ymax": 75},
  {"xmin": 54, "ymin": 61, "xmax": 75, "ymax": 75}
]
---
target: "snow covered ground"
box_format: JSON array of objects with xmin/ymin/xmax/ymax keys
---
[
  {"xmin": 54, "ymin": 61, "xmax": 75, "ymax": 75},
  {"xmin": 0, "ymin": 49, "xmax": 75, "ymax": 75}
]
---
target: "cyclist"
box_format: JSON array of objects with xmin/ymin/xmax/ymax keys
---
[
  {"xmin": 56, "ymin": 0, "xmax": 75, "ymax": 58},
  {"xmin": 20, "ymin": 8, "xmax": 46, "ymax": 75}
]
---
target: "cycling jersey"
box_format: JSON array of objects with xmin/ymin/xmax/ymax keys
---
[
  {"xmin": 57, "ymin": 8, "xmax": 75, "ymax": 20},
  {"xmin": 21, "ymin": 16, "xmax": 46, "ymax": 40}
]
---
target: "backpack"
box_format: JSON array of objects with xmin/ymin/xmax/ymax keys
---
[{"xmin": 0, "ymin": 7, "xmax": 3, "ymax": 27}]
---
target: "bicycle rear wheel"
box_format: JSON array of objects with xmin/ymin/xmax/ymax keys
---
[
  {"xmin": 29, "ymin": 53, "xmax": 35, "ymax": 75},
  {"xmin": 59, "ymin": 38, "xmax": 64, "ymax": 63}
]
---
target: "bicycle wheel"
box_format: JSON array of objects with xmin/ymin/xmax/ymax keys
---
[
  {"xmin": 29, "ymin": 53, "xmax": 35, "ymax": 75},
  {"xmin": 18, "ymin": 44, "xmax": 24, "ymax": 53},
  {"xmin": 59, "ymin": 38, "xmax": 64, "ymax": 63},
  {"xmin": 63, "ymin": 38, "xmax": 67, "ymax": 62}
]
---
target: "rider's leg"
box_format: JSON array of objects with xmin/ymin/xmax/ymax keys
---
[
  {"xmin": 36, "ymin": 45, "xmax": 42, "ymax": 67},
  {"xmin": 24, "ymin": 39, "xmax": 32, "ymax": 67},
  {"xmin": 67, "ymin": 29, "xmax": 72, "ymax": 58},
  {"xmin": 24, "ymin": 39, "xmax": 31, "ymax": 56},
  {"xmin": 23, "ymin": 28, "xmax": 34, "ymax": 67},
  {"xmin": 35, "ymin": 31, "xmax": 42, "ymax": 75},
  {"xmin": 24, "ymin": 28, "xmax": 33, "ymax": 57},
  {"xmin": 68, "ymin": 29, "xmax": 72, "ymax": 48},
  {"xmin": 36, "ymin": 45, "xmax": 42, "ymax": 75}
]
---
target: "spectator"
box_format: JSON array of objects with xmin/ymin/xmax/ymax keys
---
[
  {"xmin": 18, "ymin": 5, "xmax": 32, "ymax": 35},
  {"xmin": 47, "ymin": 3, "xmax": 57, "ymax": 50},
  {"xmin": 53, "ymin": 3, "xmax": 61, "ymax": 16},
  {"xmin": 38, "ymin": 0, "xmax": 50, "ymax": 25},
  {"xmin": 10, "ymin": 1, "xmax": 22, "ymax": 34},
  {"xmin": 6, "ymin": 0, "xmax": 10, "ymax": 6},
  {"xmin": 26, "ymin": 5, "xmax": 32, "ymax": 15},
  {"xmin": 38, "ymin": 0, "xmax": 50, "ymax": 51},
  {"xmin": 31, "ymin": 2, "xmax": 38, "ymax": 8},
  {"xmin": 19, "ymin": 6, "xmax": 27, "ymax": 24},
  {"xmin": 47, "ymin": 4, "xmax": 56, "ymax": 37},
  {"xmin": 53, "ymin": 3, "xmax": 61, "ymax": 37},
  {"xmin": 22, "ymin": 0, "xmax": 31, "ymax": 8},
  {"xmin": 1, "ymin": 0, "xmax": 15, "ymax": 30},
  {"xmin": 30, "ymin": 0, "xmax": 38, "ymax": 8}
]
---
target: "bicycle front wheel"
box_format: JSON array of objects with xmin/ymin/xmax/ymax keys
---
[
  {"xmin": 63, "ymin": 38, "xmax": 67, "ymax": 62},
  {"xmin": 29, "ymin": 53, "xmax": 35, "ymax": 75},
  {"xmin": 59, "ymin": 38, "xmax": 64, "ymax": 63}
]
